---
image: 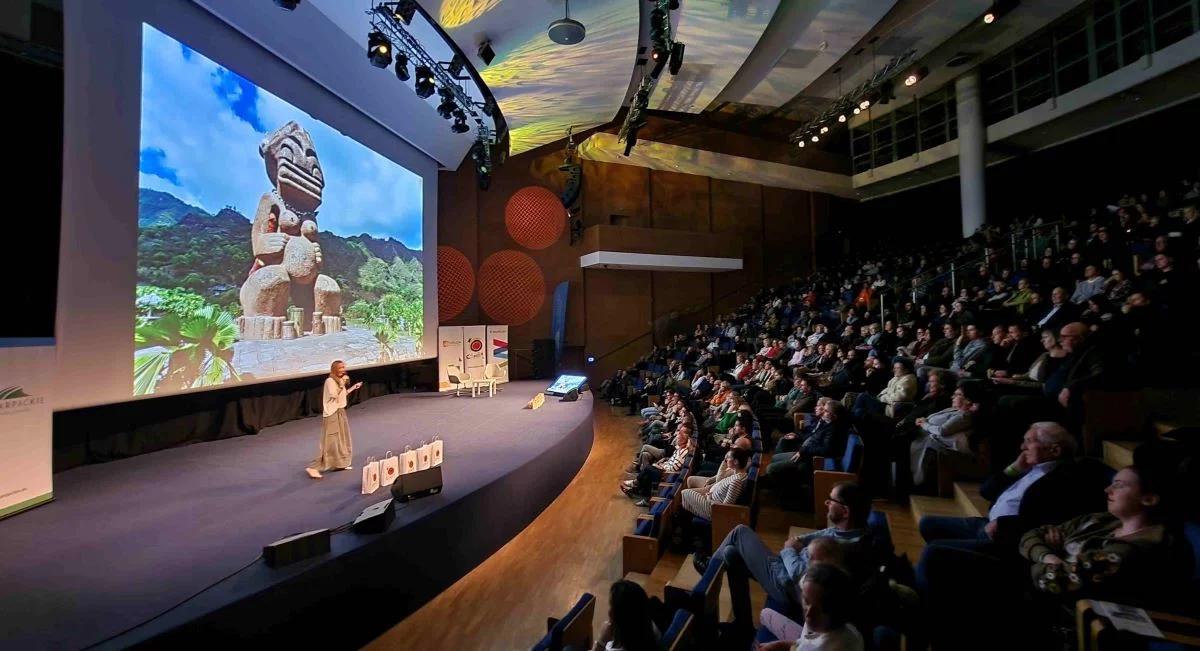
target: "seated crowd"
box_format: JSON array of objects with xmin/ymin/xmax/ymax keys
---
[{"xmin": 583, "ymin": 181, "xmax": 1200, "ymax": 649}]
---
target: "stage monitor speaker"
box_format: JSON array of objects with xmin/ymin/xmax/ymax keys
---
[
  {"xmin": 561, "ymin": 388, "xmax": 579, "ymax": 402},
  {"xmin": 263, "ymin": 528, "xmax": 330, "ymax": 567},
  {"xmin": 390, "ymin": 465, "xmax": 443, "ymax": 502},
  {"xmin": 351, "ymin": 498, "xmax": 395, "ymax": 534},
  {"xmin": 532, "ymin": 338, "xmax": 556, "ymax": 379}
]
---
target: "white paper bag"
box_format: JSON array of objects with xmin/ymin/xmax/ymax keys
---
[
  {"xmin": 380, "ymin": 450, "xmax": 400, "ymax": 487},
  {"xmin": 361, "ymin": 456, "xmax": 380, "ymax": 494},
  {"xmin": 417, "ymin": 441, "xmax": 432, "ymax": 470},
  {"xmin": 400, "ymin": 446, "xmax": 418, "ymax": 475},
  {"xmin": 430, "ymin": 437, "xmax": 444, "ymax": 467}
]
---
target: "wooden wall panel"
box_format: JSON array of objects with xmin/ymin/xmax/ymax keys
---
[
  {"xmin": 762, "ymin": 186, "xmax": 808, "ymax": 281},
  {"xmin": 437, "ymin": 166, "xmax": 480, "ymax": 325},
  {"xmin": 711, "ymin": 179, "xmax": 763, "ymax": 315},
  {"xmin": 650, "ymin": 170, "xmax": 710, "ymax": 232},
  {"xmin": 582, "ymin": 159, "xmax": 649, "ymax": 229},
  {"xmin": 584, "ymin": 269, "xmax": 652, "ymax": 380},
  {"xmin": 651, "ymin": 272, "xmax": 712, "ymax": 345}
]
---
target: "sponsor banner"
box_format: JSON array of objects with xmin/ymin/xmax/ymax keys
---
[
  {"xmin": 486, "ymin": 324, "xmax": 509, "ymax": 384},
  {"xmin": 0, "ymin": 340, "xmax": 55, "ymax": 519},
  {"xmin": 437, "ymin": 326, "xmax": 464, "ymax": 392},
  {"xmin": 462, "ymin": 325, "xmax": 487, "ymax": 374}
]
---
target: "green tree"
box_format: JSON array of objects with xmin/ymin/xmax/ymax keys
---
[{"xmin": 134, "ymin": 305, "xmax": 240, "ymax": 395}]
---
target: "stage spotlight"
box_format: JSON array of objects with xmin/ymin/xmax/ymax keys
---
[
  {"xmin": 414, "ymin": 65, "xmax": 435, "ymax": 98},
  {"xmin": 983, "ymin": 0, "xmax": 1019, "ymax": 24},
  {"xmin": 651, "ymin": 46, "xmax": 668, "ymax": 63},
  {"xmin": 668, "ymin": 0, "xmax": 680, "ymax": 9},
  {"xmin": 394, "ymin": 53, "xmax": 410, "ymax": 81},
  {"xmin": 451, "ymin": 115, "xmax": 470, "ymax": 133},
  {"xmin": 669, "ymin": 41, "xmax": 685, "ymax": 75},
  {"xmin": 811, "ymin": 135, "xmax": 819, "ymax": 143},
  {"xmin": 859, "ymin": 99, "xmax": 870, "ymax": 110},
  {"xmin": 477, "ymin": 40, "xmax": 495, "ymax": 65},
  {"xmin": 838, "ymin": 113, "xmax": 847, "ymax": 123},
  {"xmin": 436, "ymin": 88, "xmax": 457, "ymax": 119},
  {"xmin": 391, "ymin": 0, "xmax": 417, "ymax": 25},
  {"xmin": 367, "ymin": 31, "xmax": 392, "ymax": 68},
  {"xmin": 446, "ymin": 54, "xmax": 467, "ymax": 78},
  {"xmin": 274, "ymin": 0, "xmax": 300, "ymax": 9},
  {"xmin": 904, "ymin": 66, "xmax": 928, "ymax": 87},
  {"xmin": 819, "ymin": 125, "xmax": 829, "ymax": 134},
  {"xmin": 798, "ymin": 140, "xmax": 805, "ymax": 148},
  {"xmin": 853, "ymin": 106, "xmax": 861, "ymax": 115}
]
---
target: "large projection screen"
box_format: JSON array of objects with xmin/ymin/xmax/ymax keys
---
[{"xmin": 58, "ymin": 0, "xmax": 439, "ymax": 410}]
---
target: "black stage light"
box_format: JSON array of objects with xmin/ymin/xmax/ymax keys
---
[
  {"xmin": 446, "ymin": 54, "xmax": 466, "ymax": 78},
  {"xmin": 367, "ymin": 31, "xmax": 392, "ymax": 68},
  {"xmin": 478, "ymin": 40, "xmax": 495, "ymax": 65},
  {"xmin": 651, "ymin": 46, "xmax": 668, "ymax": 63},
  {"xmin": 668, "ymin": 0, "xmax": 680, "ymax": 8},
  {"xmin": 877, "ymin": 80, "xmax": 895, "ymax": 105},
  {"xmin": 650, "ymin": 7, "xmax": 667, "ymax": 40},
  {"xmin": 904, "ymin": 66, "xmax": 928, "ymax": 87},
  {"xmin": 392, "ymin": 0, "xmax": 417, "ymax": 25},
  {"xmin": 394, "ymin": 52, "xmax": 410, "ymax": 81},
  {"xmin": 451, "ymin": 115, "xmax": 470, "ymax": 133},
  {"xmin": 414, "ymin": 65, "xmax": 435, "ymax": 98},
  {"xmin": 274, "ymin": 0, "xmax": 300, "ymax": 9},
  {"xmin": 669, "ymin": 41, "xmax": 685, "ymax": 75},
  {"xmin": 436, "ymin": 87, "xmax": 457, "ymax": 119}
]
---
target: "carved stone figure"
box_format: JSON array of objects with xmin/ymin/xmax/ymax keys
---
[{"xmin": 239, "ymin": 121, "xmax": 342, "ymax": 337}]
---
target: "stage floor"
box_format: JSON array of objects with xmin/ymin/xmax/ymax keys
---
[{"xmin": 0, "ymin": 381, "xmax": 593, "ymax": 649}]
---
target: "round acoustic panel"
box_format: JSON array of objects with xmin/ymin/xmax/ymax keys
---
[
  {"xmin": 505, "ymin": 185, "xmax": 565, "ymax": 250},
  {"xmin": 477, "ymin": 250, "xmax": 545, "ymax": 326},
  {"xmin": 437, "ymin": 245, "xmax": 474, "ymax": 321}
]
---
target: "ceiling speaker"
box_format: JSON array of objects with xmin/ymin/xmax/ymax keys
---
[{"xmin": 548, "ymin": 0, "xmax": 585, "ymax": 45}]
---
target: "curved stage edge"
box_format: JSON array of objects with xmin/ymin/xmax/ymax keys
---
[
  {"xmin": 117, "ymin": 387, "xmax": 594, "ymax": 649},
  {"xmin": 0, "ymin": 382, "xmax": 593, "ymax": 650}
]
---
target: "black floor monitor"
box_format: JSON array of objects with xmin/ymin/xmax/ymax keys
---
[{"xmin": 545, "ymin": 374, "xmax": 587, "ymax": 396}]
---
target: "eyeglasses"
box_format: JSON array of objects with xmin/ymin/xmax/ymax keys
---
[{"xmin": 825, "ymin": 495, "xmax": 847, "ymax": 507}]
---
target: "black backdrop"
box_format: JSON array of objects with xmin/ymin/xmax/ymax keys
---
[{"xmin": 53, "ymin": 359, "xmax": 437, "ymax": 471}]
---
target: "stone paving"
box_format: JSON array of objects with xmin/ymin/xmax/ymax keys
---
[{"xmin": 229, "ymin": 326, "xmax": 419, "ymax": 381}]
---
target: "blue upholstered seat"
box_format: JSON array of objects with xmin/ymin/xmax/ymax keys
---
[
  {"xmin": 822, "ymin": 431, "xmax": 864, "ymax": 473},
  {"xmin": 531, "ymin": 592, "xmax": 594, "ymax": 651},
  {"xmin": 660, "ymin": 608, "xmax": 693, "ymax": 648}
]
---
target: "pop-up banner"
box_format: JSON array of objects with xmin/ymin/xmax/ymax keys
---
[
  {"xmin": 462, "ymin": 325, "xmax": 487, "ymax": 375},
  {"xmin": 486, "ymin": 325, "xmax": 509, "ymax": 383},
  {"xmin": 437, "ymin": 326, "xmax": 464, "ymax": 392},
  {"xmin": 0, "ymin": 340, "xmax": 55, "ymax": 519}
]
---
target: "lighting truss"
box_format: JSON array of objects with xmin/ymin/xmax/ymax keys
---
[
  {"xmin": 788, "ymin": 49, "xmax": 918, "ymax": 147},
  {"xmin": 618, "ymin": 0, "xmax": 680, "ymax": 155},
  {"xmin": 368, "ymin": 4, "xmax": 487, "ymax": 129}
]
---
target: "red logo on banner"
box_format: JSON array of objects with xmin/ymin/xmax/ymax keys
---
[{"xmin": 469, "ymin": 339, "xmax": 483, "ymax": 352}]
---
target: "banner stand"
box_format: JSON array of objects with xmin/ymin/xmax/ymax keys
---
[{"xmin": 0, "ymin": 338, "xmax": 55, "ymax": 520}]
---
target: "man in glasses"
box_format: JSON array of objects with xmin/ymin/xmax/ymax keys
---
[{"xmin": 710, "ymin": 481, "xmax": 888, "ymax": 642}]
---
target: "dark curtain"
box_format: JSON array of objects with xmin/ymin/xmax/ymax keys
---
[{"xmin": 53, "ymin": 360, "xmax": 437, "ymax": 471}]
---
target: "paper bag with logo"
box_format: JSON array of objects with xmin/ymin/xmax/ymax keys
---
[
  {"xmin": 399, "ymin": 445, "xmax": 418, "ymax": 475},
  {"xmin": 430, "ymin": 436, "xmax": 444, "ymax": 467},
  {"xmin": 379, "ymin": 450, "xmax": 400, "ymax": 487},
  {"xmin": 361, "ymin": 456, "xmax": 380, "ymax": 494},
  {"xmin": 417, "ymin": 441, "xmax": 432, "ymax": 471}
]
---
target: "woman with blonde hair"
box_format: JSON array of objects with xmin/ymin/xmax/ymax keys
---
[{"xmin": 306, "ymin": 360, "xmax": 363, "ymax": 479}]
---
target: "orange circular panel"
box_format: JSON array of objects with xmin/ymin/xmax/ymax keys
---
[
  {"xmin": 477, "ymin": 250, "xmax": 545, "ymax": 326},
  {"xmin": 437, "ymin": 245, "xmax": 474, "ymax": 321},
  {"xmin": 505, "ymin": 185, "xmax": 565, "ymax": 250}
]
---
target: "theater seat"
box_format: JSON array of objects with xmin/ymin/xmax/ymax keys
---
[
  {"xmin": 812, "ymin": 432, "xmax": 864, "ymax": 523},
  {"xmin": 531, "ymin": 593, "xmax": 595, "ymax": 651},
  {"xmin": 660, "ymin": 608, "xmax": 695, "ymax": 651}
]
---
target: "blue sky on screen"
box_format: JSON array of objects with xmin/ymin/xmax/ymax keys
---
[{"xmin": 138, "ymin": 24, "xmax": 423, "ymax": 249}]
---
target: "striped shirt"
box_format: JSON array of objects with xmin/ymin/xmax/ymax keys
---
[{"xmin": 655, "ymin": 446, "xmax": 689, "ymax": 473}]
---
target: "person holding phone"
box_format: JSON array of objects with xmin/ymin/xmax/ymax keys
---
[{"xmin": 306, "ymin": 359, "xmax": 362, "ymax": 479}]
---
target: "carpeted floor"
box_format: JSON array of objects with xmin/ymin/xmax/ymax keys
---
[{"xmin": 0, "ymin": 381, "xmax": 591, "ymax": 649}]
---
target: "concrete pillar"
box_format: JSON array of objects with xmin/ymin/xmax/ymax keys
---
[{"xmin": 955, "ymin": 69, "xmax": 987, "ymax": 238}]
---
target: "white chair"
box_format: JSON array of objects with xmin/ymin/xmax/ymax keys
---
[{"xmin": 446, "ymin": 365, "xmax": 477, "ymax": 397}]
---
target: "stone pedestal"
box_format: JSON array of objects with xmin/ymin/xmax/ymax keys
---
[
  {"xmin": 282, "ymin": 321, "xmax": 297, "ymax": 339},
  {"xmin": 322, "ymin": 315, "xmax": 342, "ymax": 334},
  {"xmin": 238, "ymin": 315, "xmax": 285, "ymax": 340},
  {"xmin": 287, "ymin": 307, "xmax": 304, "ymax": 335},
  {"xmin": 312, "ymin": 311, "xmax": 325, "ymax": 335}
]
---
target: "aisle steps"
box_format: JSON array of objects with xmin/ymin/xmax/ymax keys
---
[{"xmin": 953, "ymin": 482, "xmax": 989, "ymax": 518}]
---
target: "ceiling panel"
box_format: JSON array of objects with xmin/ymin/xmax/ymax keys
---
[
  {"xmin": 649, "ymin": 0, "xmax": 781, "ymax": 113},
  {"xmin": 418, "ymin": 0, "xmax": 640, "ymax": 155}
]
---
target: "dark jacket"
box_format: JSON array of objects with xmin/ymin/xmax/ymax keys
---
[
  {"xmin": 801, "ymin": 418, "xmax": 851, "ymax": 461},
  {"xmin": 996, "ymin": 337, "xmax": 1042, "ymax": 375},
  {"xmin": 923, "ymin": 337, "xmax": 957, "ymax": 369},
  {"xmin": 980, "ymin": 457, "xmax": 1112, "ymax": 547}
]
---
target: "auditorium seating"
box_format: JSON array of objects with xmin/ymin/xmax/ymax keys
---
[
  {"xmin": 531, "ymin": 593, "xmax": 595, "ymax": 651},
  {"xmin": 660, "ymin": 608, "xmax": 696, "ymax": 651},
  {"xmin": 811, "ymin": 430, "xmax": 864, "ymax": 523}
]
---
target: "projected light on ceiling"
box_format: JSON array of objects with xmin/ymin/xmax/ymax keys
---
[
  {"xmin": 650, "ymin": 0, "xmax": 781, "ymax": 113},
  {"xmin": 426, "ymin": 0, "xmax": 639, "ymax": 154}
]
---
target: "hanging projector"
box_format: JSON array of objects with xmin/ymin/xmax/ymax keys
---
[{"xmin": 548, "ymin": 0, "xmax": 586, "ymax": 45}]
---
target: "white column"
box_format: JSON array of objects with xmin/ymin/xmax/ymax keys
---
[{"xmin": 955, "ymin": 69, "xmax": 987, "ymax": 238}]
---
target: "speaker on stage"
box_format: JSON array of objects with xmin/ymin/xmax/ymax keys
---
[
  {"xmin": 560, "ymin": 388, "xmax": 579, "ymax": 402},
  {"xmin": 390, "ymin": 465, "xmax": 443, "ymax": 502},
  {"xmin": 351, "ymin": 498, "xmax": 395, "ymax": 534},
  {"xmin": 532, "ymin": 338, "xmax": 556, "ymax": 379}
]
